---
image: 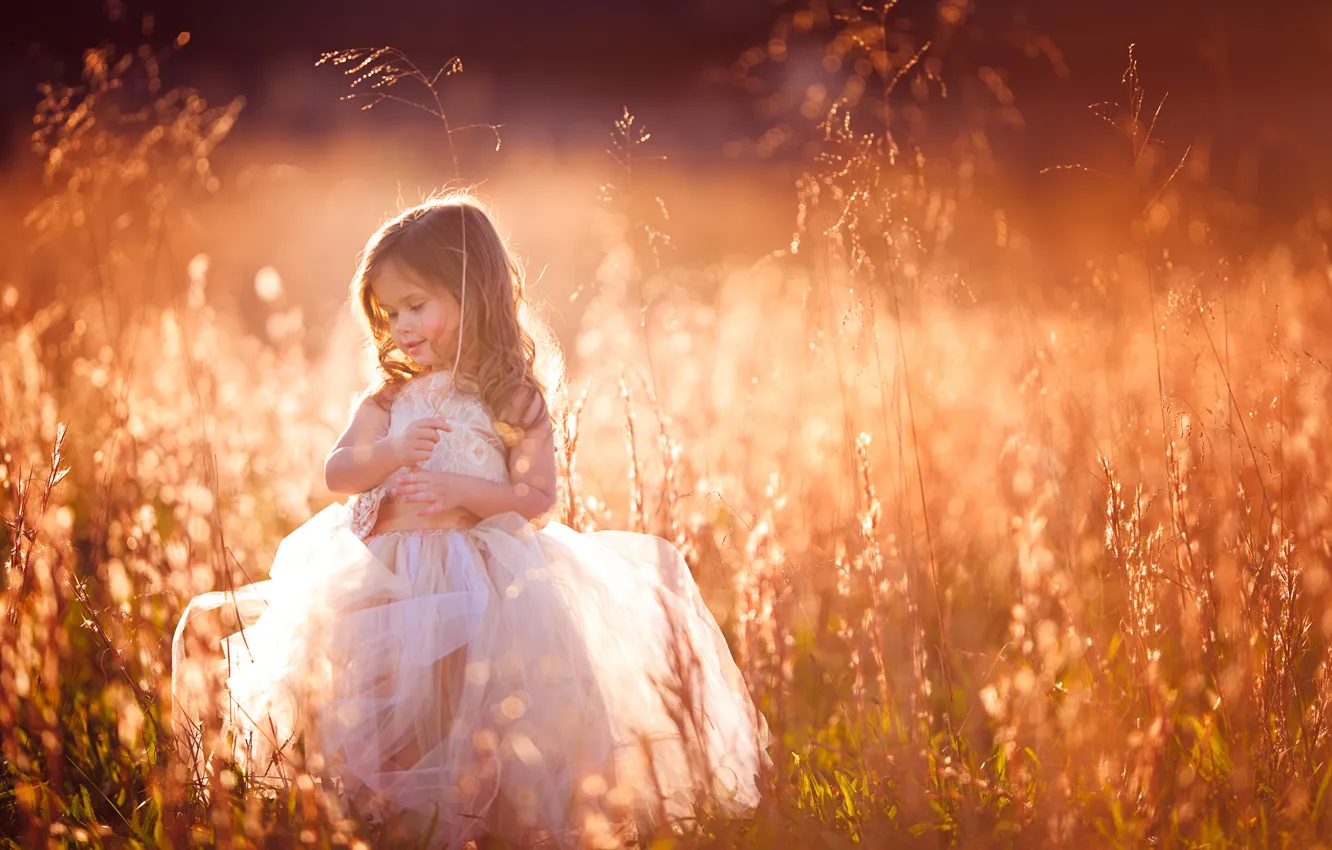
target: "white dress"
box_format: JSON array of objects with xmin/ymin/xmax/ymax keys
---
[{"xmin": 171, "ymin": 370, "xmax": 768, "ymax": 847}]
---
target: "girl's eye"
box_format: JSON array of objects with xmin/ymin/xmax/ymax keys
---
[
  {"xmin": 386, "ymin": 311, "xmax": 398, "ymax": 320},
  {"xmin": 408, "ymin": 302, "xmax": 424, "ymax": 313}
]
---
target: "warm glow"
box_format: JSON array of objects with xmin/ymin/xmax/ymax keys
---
[{"xmin": 3, "ymin": 5, "xmax": 1331, "ymax": 850}]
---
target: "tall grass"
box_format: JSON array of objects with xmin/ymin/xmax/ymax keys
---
[{"xmin": 5, "ymin": 11, "xmax": 1332, "ymax": 849}]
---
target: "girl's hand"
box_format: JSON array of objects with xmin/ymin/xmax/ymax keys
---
[
  {"xmin": 386, "ymin": 417, "xmax": 451, "ymax": 468},
  {"xmin": 393, "ymin": 470, "xmax": 465, "ymax": 516}
]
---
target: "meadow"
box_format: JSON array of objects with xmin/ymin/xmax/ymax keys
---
[{"xmin": 4, "ymin": 10, "xmax": 1332, "ymax": 849}]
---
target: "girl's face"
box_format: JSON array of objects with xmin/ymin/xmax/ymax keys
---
[{"xmin": 370, "ymin": 260, "xmax": 461, "ymax": 369}]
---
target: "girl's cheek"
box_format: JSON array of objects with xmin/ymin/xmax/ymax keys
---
[{"xmin": 426, "ymin": 310, "xmax": 447, "ymax": 343}]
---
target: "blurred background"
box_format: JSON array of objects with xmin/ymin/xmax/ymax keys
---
[{"xmin": 2, "ymin": 0, "xmax": 1331, "ymax": 344}]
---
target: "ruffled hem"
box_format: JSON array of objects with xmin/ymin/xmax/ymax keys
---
[{"xmin": 172, "ymin": 504, "xmax": 768, "ymax": 848}]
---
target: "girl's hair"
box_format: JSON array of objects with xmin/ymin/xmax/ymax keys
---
[{"xmin": 351, "ymin": 194, "xmax": 548, "ymax": 430}]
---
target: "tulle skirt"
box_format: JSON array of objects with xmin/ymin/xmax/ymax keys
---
[{"xmin": 171, "ymin": 503, "xmax": 768, "ymax": 847}]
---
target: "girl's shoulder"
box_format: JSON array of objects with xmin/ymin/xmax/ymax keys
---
[
  {"xmin": 358, "ymin": 380, "xmax": 403, "ymax": 411},
  {"xmin": 493, "ymin": 383, "xmax": 552, "ymax": 445},
  {"xmin": 502, "ymin": 385, "xmax": 548, "ymax": 426}
]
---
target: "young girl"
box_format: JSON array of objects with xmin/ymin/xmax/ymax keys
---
[{"xmin": 172, "ymin": 195, "xmax": 768, "ymax": 847}]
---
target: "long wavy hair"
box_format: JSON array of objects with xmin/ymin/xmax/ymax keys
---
[{"xmin": 351, "ymin": 195, "xmax": 548, "ymax": 429}]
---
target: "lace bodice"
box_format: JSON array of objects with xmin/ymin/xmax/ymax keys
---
[
  {"xmin": 348, "ymin": 371, "xmax": 509, "ymax": 538},
  {"xmin": 389, "ymin": 371, "xmax": 510, "ymax": 482}
]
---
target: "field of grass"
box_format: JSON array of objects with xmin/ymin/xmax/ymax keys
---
[{"xmin": 4, "ymin": 10, "xmax": 1332, "ymax": 849}]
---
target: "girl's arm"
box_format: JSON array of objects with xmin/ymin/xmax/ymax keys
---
[
  {"xmin": 393, "ymin": 393, "xmax": 557, "ymax": 520},
  {"xmin": 456, "ymin": 419, "xmax": 558, "ymax": 519},
  {"xmin": 324, "ymin": 394, "xmax": 450, "ymax": 495}
]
